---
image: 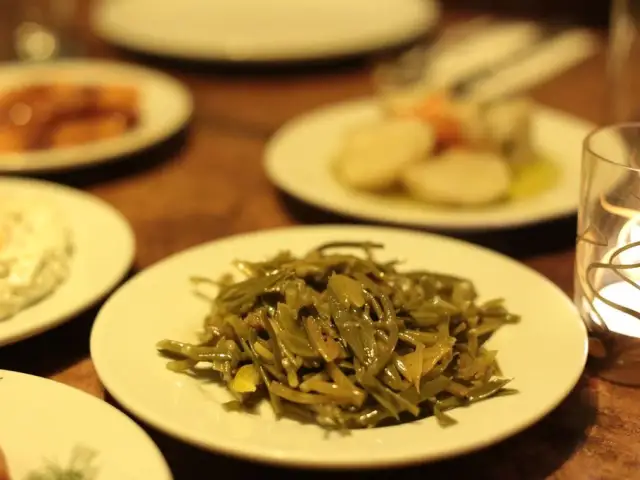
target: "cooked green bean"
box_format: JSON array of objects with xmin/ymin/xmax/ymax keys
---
[{"xmin": 157, "ymin": 242, "xmax": 519, "ymax": 430}]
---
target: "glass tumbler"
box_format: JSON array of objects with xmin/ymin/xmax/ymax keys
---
[
  {"xmin": 10, "ymin": 0, "xmax": 80, "ymax": 61},
  {"xmin": 575, "ymin": 123, "xmax": 640, "ymax": 386},
  {"xmin": 609, "ymin": 0, "xmax": 640, "ymax": 123}
]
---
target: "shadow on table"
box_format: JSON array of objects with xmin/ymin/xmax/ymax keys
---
[
  {"xmin": 0, "ymin": 268, "xmax": 137, "ymax": 377},
  {"xmin": 6, "ymin": 126, "xmax": 190, "ymax": 190},
  {"xmin": 0, "ymin": 307, "xmax": 95, "ymax": 376},
  {"xmin": 276, "ymin": 191, "xmax": 577, "ymax": 259},
  {"xmin": 103, "ymin": 374, "xmax": 596, "ymax": 479},
  {"xmin": 104, "ymin": 37, "xmax": 424, "ymax": 78}
]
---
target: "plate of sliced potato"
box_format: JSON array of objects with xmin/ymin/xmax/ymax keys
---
[
  {"xmin": 265, "ymin": 93, "xmax": 596, "ymax": 230},
  {"xmin": 0, "ymin": 60, "xmax": 192, "ymax": 173}
]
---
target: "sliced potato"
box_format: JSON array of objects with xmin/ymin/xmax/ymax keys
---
[
  {"xmin": 335, "ymin": 118, "xmax": 434, "ymax": 191},
  {"xmin": 402, "ymin": 149, "xmax": 512, "ymax": 206}
]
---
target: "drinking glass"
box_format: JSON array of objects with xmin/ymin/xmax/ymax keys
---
[
  {"xmin": 9, "ymin": 0, "xmax": 80, "ymax": 61},
  {"xmin": 609, "ymin": 0, "xmax": 640, "ymax": 122},
  {"xmin": 575, "ymin": 123, "xmax": 640, "ymax": 385}
]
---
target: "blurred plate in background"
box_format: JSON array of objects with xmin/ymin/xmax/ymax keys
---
[
  {"xmin": 0, "ymin": 60, "xmax": 192, "ymax": 173},
  {"xmin": 265, "ymin": 98, "xmax": 596, "ymax": 231},
  {"xmin": 0, "ymin": 177, "xmax": 135, "ymax": 347},
  {"xmin": 91, "ymin": 0, "xmax": 440, "ymax": 63}
]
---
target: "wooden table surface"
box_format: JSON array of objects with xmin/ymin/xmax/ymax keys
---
[{"xmin": 1, "ymin": 8, "xmax": 639, "ymax": 480}]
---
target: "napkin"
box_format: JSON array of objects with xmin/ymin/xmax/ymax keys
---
[{"xmin": 426, "ymin": 21, "xmax": 601, "ymax": 101}]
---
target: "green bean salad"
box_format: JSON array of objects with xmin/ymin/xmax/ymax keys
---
[{"xmin": 157, "ymin": 242, "xmax": 519, "ymax": 430}]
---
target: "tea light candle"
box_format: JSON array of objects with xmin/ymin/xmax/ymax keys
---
[
  {"xmin": 588, "ymin": 216, "xmax": 640, "ymax": 337},
  {"xmin": 592, "ymin": 281, "xmax": 640, "ymax": 338}
]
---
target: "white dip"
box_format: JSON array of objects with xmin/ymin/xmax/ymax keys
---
[{"xmin": 0, "ymin": 197, "xmax": 73, "ymax": 320}]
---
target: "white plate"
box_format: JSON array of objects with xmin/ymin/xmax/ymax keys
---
[
  {"xmin": 0, "ymin": 60, "xmax": 192, "ymax": 173},
  {"xmin": 90, "ymin": 225, "xmax": 587, "ymax": 469},
  {"xmin": 265, "ymin": 98, "xmax": 597, "ymax": 231},
  {"xmin": 0, "ymin": 177, "xmax": 135, "ymax": 347},
  {"xmin": 0, "ymin": 370, "xmax": 172, "ymax": 479},
  {"xmin": 92, "ymin": 0, "xmax": 440, "ymax": 62}
]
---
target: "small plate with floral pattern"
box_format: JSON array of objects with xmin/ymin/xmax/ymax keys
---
[{"xmin": 0, "ymin": 370, "xmax": 172, "ymax": 480}]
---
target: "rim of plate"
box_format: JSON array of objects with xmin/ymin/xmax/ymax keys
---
[
  {"xmin": 0, "ymin": 59, "xmax": 193, "ymax": 174},
  {"xmin": 264, "ymin": 98, "xmax": 592, "ymax": 231},
  {"xmin": 0, "ymin": 177, "xmax": 136, "ymax": 347},
  {"xmin": 91, "ymin": 224, "xmax": 588, "ymax": 469},
  {"xmin": 0, "ymin": 370, "xmax": 173, "ymax": 480},
  {"xmin": 91, "ymin": 0, "xmax": 440, "ymax": 62}
]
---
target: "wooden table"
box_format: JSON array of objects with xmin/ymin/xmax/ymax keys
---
[{"xmin": 1, "ymin": 9, "xmax": 639, "ymax": 480}]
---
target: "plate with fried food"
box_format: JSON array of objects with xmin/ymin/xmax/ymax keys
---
[
  {"xmin": 0, "ymin": 59, "xmax": 192, "ymax": 173},
  {"xmin": 265, "ymin": 92, "xmax": 597, "ymax": 231}
]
